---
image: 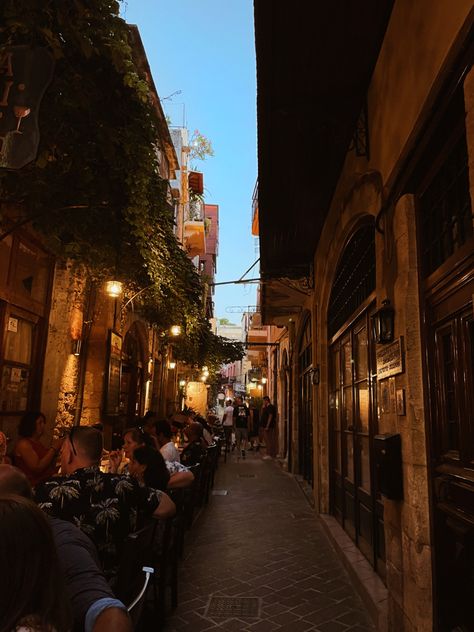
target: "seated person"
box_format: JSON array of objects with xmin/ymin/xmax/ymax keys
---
[
  {"xmin": 0, "ymin": 464, "xmax": 132, "ymax": 632},
  {"xmin": 130, "ymin": 446, "xmax": 194, "ymax": 490},
  {"xmin": 0, "ymin": 430, "xmax": 12, "ymax": 464},
  {"xmin": 0, "ymin": 493, "xmax": 71, "ymax": 632},
  {"xmin": 14, "ymin": 411, "xmax": 62, "ymax": 487},
  {"xmin": 155, "ymin": 419, "xmax": 180, "ymax": 462},
  {"xmin": 180, "ymin": 422, "xmax": 207, "ymax": 467},
  {"xmin": 108, "ymin": 426, "xmax": 153, "ymax": 474},
  {"xmin": 34, "ymin": 426, "xmax": 175, "ymax": 576},
  {"xmin": 195, "ymin": 415, "xmax": 214, "ymax": 445}
]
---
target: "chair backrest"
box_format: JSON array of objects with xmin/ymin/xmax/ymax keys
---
[{"xmin": 115, "ymin": 520, "xmax": 157, "ymax": 606}]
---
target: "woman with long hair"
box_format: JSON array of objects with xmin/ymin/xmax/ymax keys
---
[
  {"xmin": 14, "ymin": 412, "xmax": 62, "ymax": 487},
  {"xmin": 128, "ymin": 445, "xmax": 170, "ymax": 491},
  {"xmin": 0, "ymin": 494, "xmax": 71, "ymax": 632}
]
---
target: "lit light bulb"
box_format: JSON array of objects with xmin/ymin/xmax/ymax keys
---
[
  {"xmin": 105, "ymin": 280, "xmax": 123, "ymax": 298},
  {"xmin": 170, "ymin": 325, "xmax": 181, "ymax": 336},
  {"xmin": 168, "ymin": 361, "xmax": 176, "ymax": 370}
]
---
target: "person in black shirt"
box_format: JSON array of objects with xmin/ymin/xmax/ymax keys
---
[
  {"xmin": 180, "ymin": 422, "xmax": 206, "ymax": 467},
  {"xmin": 260, "ymin": 396, "xmax": 277, "ymax": 459},
  {"xmin": 233, "ymin": 397, "xmax": 250, "ymax": 459}
]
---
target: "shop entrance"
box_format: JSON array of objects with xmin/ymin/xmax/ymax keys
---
[
  {"xmin": 327, "ymin": 223, "xmax": 385, "ymax": 576},
  {"xmin": 298, "ymin": 317, "xmax": 313, "ymax": 484},
  {"xmin": 120, "ymin": 323, "xmax": 144, "ymax": 425},
  {"xmin": 415, "ymin": 80, "xmax": 474, "ymax": 631}
]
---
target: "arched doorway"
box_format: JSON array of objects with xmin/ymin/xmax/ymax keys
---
[
  {"xmin": 120, "ymin": 322, "xmax": 145, "ymax": 424},
  {"xmin": 298, "ymin": 316, "xmax": 313, "ymax": 484},
  {"xmin": 327, "ymin": 221, "xmax": 385, "ymax": 576}
]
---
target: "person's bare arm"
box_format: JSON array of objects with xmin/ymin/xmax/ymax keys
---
[
  {"xmin": 153, "ymin": 491, "xmax": 176, "ymax": 519},
  {"xmin": 15, "ymin": 437, "xmax": 61, "ymax": 472},
  {"xmin": 92, "ymin": 607, "xmax": 132, "ymax": 632},
  {"xmin": 168, "ymin": 470, "xmax": 194, "ymax": 489},
  {"xmin": 265, "ymin": 412, "xmax": 274, "ymax": 430}
]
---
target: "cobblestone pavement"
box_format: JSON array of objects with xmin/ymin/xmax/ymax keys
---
[{"xmin": 164, "ymin": 451, "xmax": 376, "ymax": 631}]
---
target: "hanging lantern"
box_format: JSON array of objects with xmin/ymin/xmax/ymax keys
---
[
  {"xmin": 371, "ymin": 299, "xmax": 395, "ymax": 344},
  {"xmin": 105, "ymin": 280, "xmax": 123, "ymax": 298}
]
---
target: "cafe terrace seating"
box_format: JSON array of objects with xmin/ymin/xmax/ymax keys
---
[{"xmin": 117, "ymin": 437, "xmax": 224, "ymax": 630}]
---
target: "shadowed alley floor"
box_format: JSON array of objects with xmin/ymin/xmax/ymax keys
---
[{"xmin": 164, "ymin": 452, "xmax": 376, "ymax": 632}]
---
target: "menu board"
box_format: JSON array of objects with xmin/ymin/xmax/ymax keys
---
[
  {"xmin": 104, "ymin": 331, "xmax": 122, "ymax": 415},
  {"xmin": 376, "ymin": 337, "xmax": 404, "ymax": 380}
]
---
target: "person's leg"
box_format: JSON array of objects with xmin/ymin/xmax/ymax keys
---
[
  {"xmin": 240, "ymin": 429, "xmax": 248, "ymax": 458},
  {"xmin": 268, "ymin": 428, "xmax": 277, "ymax": 458},
  {"xmin": 235, "ymin": 428, "xmax": 242, "ymax": 454},
  {"xmin": 224, "ymin": 426, "xmax": 232, "ymax": 453}
]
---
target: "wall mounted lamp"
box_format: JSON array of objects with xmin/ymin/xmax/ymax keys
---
[
  {"xmin": 371, "ymin": 299, "xmax": 395, "ymax": 344},
  {"xmin": 310, "ymin": 365, "xmax": 320, "ymax": 386},
  {"xmin": 168, "ymin": 361, "xmax": 176, "ymax": 370},
  {"xmin": 261, "ymin": 377, "xmax": 267, "ymax": 384},
  {"xmin": 170, "ymin": 325, "xmax": 182, "ymax": 336},
  {"xmin": 105, "ymin": 280, "xmax": 123, "ymax": 298}
]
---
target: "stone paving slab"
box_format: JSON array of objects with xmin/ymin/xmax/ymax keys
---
[{"xmin": 164, "ymin": 453, "xmax": 376, "ymax": 631}]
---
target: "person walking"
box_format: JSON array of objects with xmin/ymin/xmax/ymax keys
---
[
  {"xmin": 261, "ymin": 396, "xmax": 277, "ymax": 460},
  {"xmin": 222, "ymin": 399, "xmax": 234, "ymax": 453},
  {"xmin": 233, "ymin": 397, "xmax": 249, "ymax": 459}
]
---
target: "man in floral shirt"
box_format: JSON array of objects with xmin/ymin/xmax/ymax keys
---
[{"xmin": 34, "ymin": 426, "xmax": 175, "ymax": 575}]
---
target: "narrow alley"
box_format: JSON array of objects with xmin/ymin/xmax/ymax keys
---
[{"xmin": 165, "ymin": 455, "xmax": 377, "ymax": 632}]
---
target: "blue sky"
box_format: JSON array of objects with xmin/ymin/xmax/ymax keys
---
[{"xmin": 121, "ymin": 0, "xmax": 257, "ymax": 323}]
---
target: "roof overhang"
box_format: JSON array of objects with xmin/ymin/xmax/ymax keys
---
[{"xmin": 254, "ymin": 1, "xmax": 393, "ymax": 280}]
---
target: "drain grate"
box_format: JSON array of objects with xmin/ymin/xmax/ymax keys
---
[
  {"xmin": 206, "ymin": 596, "xmax": 260, "ymax": 618},
  {"xmin": 212, "ymin": 489, "xmax": 228, "ymax": 496},
  {"xmin": 238, "ymin": 473, "xmax": 256, "ymax": 478}
]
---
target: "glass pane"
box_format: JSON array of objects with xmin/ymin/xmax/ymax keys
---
[
  {"xmin": 355, "ymin": 327, "xmax": 368, "ymax": 380},
  {"xmin": 0, "ymin": 365, "xmax": 30, "ymax": 412},
  {"xmin": 329, "ymin": 390, "xmax": 341, "ymax": 430},
  {"xmin": 345, "ymin": 433, "xmax": 354, "ymax": 481},
  {"xmin": 358, "ymin": 436, "xmax": 371, "ymax": 491},
  {"xmin": 0, "ymin": 234, "xmax": 12, "ymax": 287},
  {"xmin": 4, "ymin": 318, "xmax": 33, "ymax": 364},
  {"xmin": 342, "ymin": 338, "xmax": 352, "ymax": 385},
  {"xmin": 357, "ymin": 381, "xmax": 370, "ymax": 433},
  {"xmin": 335, "ymin": 431, "xmax": 341, "ymax": 472},
  {"xmin": 342, "ymin": 386, "xmax": 352, "ymax": 429},
  {"xmin": 13, "ymin": 241, "xmax": 50, "ymax": 303},
  {"xmin": 332, "ymin": 348, "xmax": 340, "ymax": 387}
]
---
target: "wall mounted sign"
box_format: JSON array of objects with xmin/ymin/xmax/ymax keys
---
[
  {"xmin": 376, "ymin": 337, "xmax": 404, "ymax": 380},
  {"xmin": 0, "ymin": 46, "xmax": 55, "ymax": 169}
]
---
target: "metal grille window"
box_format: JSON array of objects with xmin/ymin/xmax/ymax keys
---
[
  {"xmin": 328, "ymin": 223, "xmax": 375, "ymax": 339},
  {"xmin": 417, "ymin": 88, "xmax": 472, "ymax": 277}
]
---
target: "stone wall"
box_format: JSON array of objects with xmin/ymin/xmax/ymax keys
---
[
  {"xmin": 378, "ymin": 195, "xmax": 432, "ymax": 631},
  {"xmin": 41, "ymin": 262, "xmax": 87, "ymax": 439}
]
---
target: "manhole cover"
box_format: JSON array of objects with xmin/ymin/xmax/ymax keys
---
[
  {"xmin": 206, "ymin": 596, "xmax": 260, "ymax": 618},
  {"xmin": 212, "ymin": 490, "xmax": 228, "ymax": 496},
  {"xmin": 238, "ymin": 473, "xmax": 256, "ymax": 478}
]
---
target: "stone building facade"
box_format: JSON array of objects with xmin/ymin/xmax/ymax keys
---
[{"xmin": 255, "ymin": 2, "xmax": 474, "ymax": 631}]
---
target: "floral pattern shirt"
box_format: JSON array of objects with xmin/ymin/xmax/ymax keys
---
[
  {"xmin": 166, "ymin": 460, "xmax": 189, "ymax": 475},
  {"xmin": 34, "ymin": 466, "xmax": 162, "ymax": 574}
]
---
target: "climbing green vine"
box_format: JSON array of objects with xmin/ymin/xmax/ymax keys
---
[{"xmin": 0, "ymin": 0, "xmax": 245, "ymax": 369}]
